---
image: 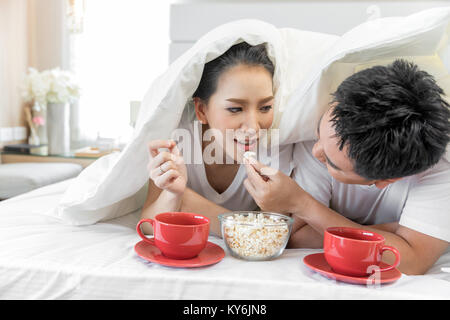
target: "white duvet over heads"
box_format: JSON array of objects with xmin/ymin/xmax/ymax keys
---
[{"xmin": 54, "ymin": 7, "xmax": 450, "ymax": 225}]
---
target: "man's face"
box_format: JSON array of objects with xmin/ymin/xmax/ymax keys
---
[{"xmin": 312, "ymin": 106, "xmax": 376, "ymax": 185}]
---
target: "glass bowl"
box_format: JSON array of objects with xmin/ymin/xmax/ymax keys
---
[{"xmin": 218, "ymin": 211, "xmax": 294, "ymax": 261}]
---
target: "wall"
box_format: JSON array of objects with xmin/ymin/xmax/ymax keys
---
[
  {"xmin": 0, "ymin": 0, "xmax": 28, "ymax": 145},
  {"xmin": 0, "ymin": 0, "xmax": 66, "ymax": 147},
  {"xmin": 28, "ymin": 0, "xmax": 67, "ymax": 71}
]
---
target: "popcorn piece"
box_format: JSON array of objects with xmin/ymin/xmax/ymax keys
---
[{"xmin": 243, "ymin": 151, "xmax": 257, "ymax": 160}]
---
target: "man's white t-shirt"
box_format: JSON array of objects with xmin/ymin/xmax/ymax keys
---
[
  {"xmin": 292, "ymin": 140, "xmax": 450, "ymax": 242},
  {"xmin": 176, "ymin": 117, "xmax": 293, "ymax": 211}
]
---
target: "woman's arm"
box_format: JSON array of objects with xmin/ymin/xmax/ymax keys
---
[
  {"xmin": 140, "ymin": 139, "xmax": 187, "ymax": 234},
  {"xmin": 140, "ymin": 185, "xmax": 230, "ymax": 236},
  {"xmin": 141, "ymin": 139, "xmax": 234, "ymax": 236},
  {"xmin": 139, "ymin": 179, "xmax": 183, "ymax": 234},
  {"xmin": 139, "ymin": 177, "xmax": 230, "ymax": 236},
  {"xmin": 180, "ymin": 188, "xmax": 230, "ymax": 237}
]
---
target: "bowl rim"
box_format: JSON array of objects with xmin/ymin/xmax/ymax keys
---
[{"xmin": 218, "ymin": 211, "xmax": 294, "ymax": 226}]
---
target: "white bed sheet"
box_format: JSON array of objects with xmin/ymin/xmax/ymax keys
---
[{"xmin": 0, "ymin": 179, "xmax": 449, "ymax": 300}]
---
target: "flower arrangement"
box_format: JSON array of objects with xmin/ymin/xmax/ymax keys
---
[
  {"xmin": 22, "ymin": 67, "xmax": 81, "ymax": 106},
  {"xmin": 21, "ymin": 68, "xmax": 80, "ymax": 147}
]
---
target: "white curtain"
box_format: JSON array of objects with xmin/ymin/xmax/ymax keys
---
[{"xmin": 69, "ymin": 0, "xmax": 170, "ymax": 147}]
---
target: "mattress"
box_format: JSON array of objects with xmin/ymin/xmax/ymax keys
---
[{"xmin": 0, "ymin": 179, "xmax": 449, "ymax": 299}]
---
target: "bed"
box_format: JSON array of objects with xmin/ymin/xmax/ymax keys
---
[
  {"xmin": 1, "ymin": 179, "xmax": 449, "ymax": 300},
  {"xmin": 2, "ymin": 2, "xmax": 450, "ymax": 301}
]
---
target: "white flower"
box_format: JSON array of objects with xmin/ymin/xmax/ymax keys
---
[{"xmin": 22, "ymin": 67, "xmax": 81, "ymax": 105}]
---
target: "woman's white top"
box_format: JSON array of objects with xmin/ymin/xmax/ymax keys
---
[{"xmin": 175, "ymin": 115, "xmax": 293, "ymax": 211}]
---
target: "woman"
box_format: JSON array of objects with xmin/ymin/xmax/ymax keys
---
[{"xmin": 140, "ymin": 42, "xmax": 292, "ymax": 236}]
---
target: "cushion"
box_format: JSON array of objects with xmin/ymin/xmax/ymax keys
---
[{"xmin": 0, "ymin": 162, "xmax": 82, "ymax": 199}]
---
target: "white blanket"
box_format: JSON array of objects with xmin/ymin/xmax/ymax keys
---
[
  {"xmin": 54, "ymin": 8, "xmax": 450, "ymax": 225},
  {"xmin": 0, "ymin": 180, "xmax": 450, "ymax": 299}
]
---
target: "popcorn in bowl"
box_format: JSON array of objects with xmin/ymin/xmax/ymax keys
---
[{"xmin": 218, "ymin": 211, "xmax": 294, "ymax": 261}]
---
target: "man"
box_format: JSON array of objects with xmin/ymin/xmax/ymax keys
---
[{"xmin": 243, "ymin": 59, "xmax": 450, "ymax": 275}]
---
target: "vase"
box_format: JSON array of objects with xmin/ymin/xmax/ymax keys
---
[{"xmin": 47, "ymin": 102, "xmax": 70, "ymax": 155}]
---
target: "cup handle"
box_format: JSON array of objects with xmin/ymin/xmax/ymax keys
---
[
  {"xmin": 377, "ymin": 245, "xmax": 401, "ymax": 273},
  {"xmin": 136, "ymin": 219, "xmax": 155, "ymax": 244}
]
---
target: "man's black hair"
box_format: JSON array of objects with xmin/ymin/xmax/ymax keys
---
[{"xmin": 331, "ymin": 59, "xmax": 450, "ymax": 180}]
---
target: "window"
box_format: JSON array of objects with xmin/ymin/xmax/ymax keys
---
[{"xmin": 68, "ymin": 0, "xmax": 170, "ymax": 145}]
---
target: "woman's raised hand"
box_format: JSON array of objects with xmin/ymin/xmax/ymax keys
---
[{"xmin": 148, "ymin": 139, "xmax": 187, "ymax": 196}]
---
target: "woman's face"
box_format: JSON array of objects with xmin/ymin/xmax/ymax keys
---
[{"xmin": 195, "ymin": 64, "xmax": 274, "ymax": 163}]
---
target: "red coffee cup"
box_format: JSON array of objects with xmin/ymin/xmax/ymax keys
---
[
  {"xmin": 136, "ymin": 212, "xmax": 210, "ymax": 260},
  {"xmin": 324, "ymin": 227, "xmax": 400, "ymax": 277}
]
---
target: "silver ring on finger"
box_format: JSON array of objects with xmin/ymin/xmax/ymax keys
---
[{"xmin": 159, "ymin": 165, "xmax": 165, "ymax": 175}]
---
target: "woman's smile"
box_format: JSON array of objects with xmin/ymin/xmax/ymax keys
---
[{"xmin": 234, "ymin": 138, "xmax": 258, "ymax": 151}]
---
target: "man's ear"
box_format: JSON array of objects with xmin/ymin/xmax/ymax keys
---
[
  {"xmin": 374, "ymin": 177, "xmax": 403, "ymax": 189},
  {"xmin": 193, "ymin": 97, "xmax": 208, "ymax": 124}
]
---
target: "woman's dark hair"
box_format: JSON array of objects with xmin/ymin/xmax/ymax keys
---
[
  {"xmin": 192, "ymin": 42, "xmax": 275, "ymax": 102},
  {"xmin": 331, "ymin": 59, "xmax": 450, "ymax": 180}
]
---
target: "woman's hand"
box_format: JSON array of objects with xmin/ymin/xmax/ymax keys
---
[
  {"xmin": 243, "ymin": 157, "xmax": 308, "ymax": 215},
  {"xmin": 148, "ymin": 139, "xmax": 187, "ymax": 196}
]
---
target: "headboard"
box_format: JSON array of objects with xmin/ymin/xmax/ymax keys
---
[{"xmin": 169, "ymin": 0, "xmax": 450, "ymax": 63}]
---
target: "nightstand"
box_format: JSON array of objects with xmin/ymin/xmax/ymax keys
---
[{"xmin": 0, "ymin": 149, "xmax": 97, "ymax": 168}]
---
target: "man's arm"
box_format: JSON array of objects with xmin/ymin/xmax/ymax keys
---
[
  {"xmin": 288, "ymin": 221, "xmax": 401, "ymax": 249},
  {"xmin": 297, "ymin": 195, "xmax": 448, "ymax": 275},
  {"xmin": 287, "ymin": 220, "xmax": 323, "ymax": 249},
  {"xmin": 244, "ymin": 159, "xmax": 449, "ymax": 275}
]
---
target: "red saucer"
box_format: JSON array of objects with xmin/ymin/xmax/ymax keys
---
[
  {"xmin": 303, "ymin": 253, "xmax": 401, "ymax": 285},
  {"xmin": 134, "ymin": 240, "xmax": 225, "ymax": 268}
]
